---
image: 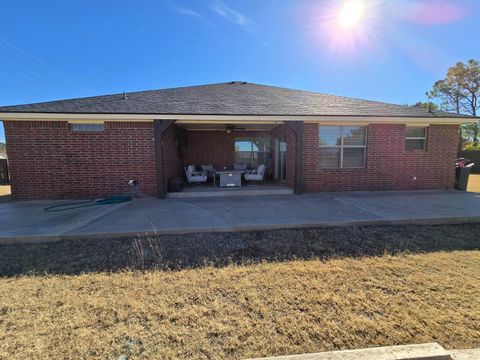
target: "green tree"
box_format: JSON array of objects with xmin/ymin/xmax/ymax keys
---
[
  {"xmin": 414, "ymin": 101, "xmax": 438, "ymax": 112},
  {"xmin": 428, "ymin": 59, "xmax": 480, "ymax": 146}
]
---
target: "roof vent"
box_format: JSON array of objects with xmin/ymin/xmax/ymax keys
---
[
  {"xmin": 123, "ymin": 92, "xmax": 128, "ymax": 100},
  {"xmin": 229, "ymin": 81, "xmax": 247, "ymax": 85}
]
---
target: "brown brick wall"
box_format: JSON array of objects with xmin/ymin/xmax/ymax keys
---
[
  {"xmin": 185, "ymin": 131, "xmax": 236, "ymax": 169},
  {"xmin": 303, "ymin": 123, "xmax": 459, "ymax": 192},
  {"xmin": 184, "ymin": 130, "xmax": 272, "ymax": 172},
  {"xmin": 4, "ymin": 121, "xmax": 459, "ymax": 200},
  {"xmin": 4, "ymin": 121, "xmax": 158, "ymax": 200}
]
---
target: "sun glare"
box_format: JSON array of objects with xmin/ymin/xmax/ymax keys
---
[
  {"xmin": 338, "ymin": 0, "xmax": 365, "ymax": 28},
  {"xmin": 309, "ymin": 0, "xmax": 379, "ymax": 57}
]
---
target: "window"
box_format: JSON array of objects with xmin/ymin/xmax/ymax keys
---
[
  {"xmin": 70, "ymin": 123, "xmax": 105, "ymax": 132},
  {"xmin": 234, "ymin": 137, "xmax": 270, "ymax": 167},
  {"xmin": 319, "ymin": 126, "xmax": 367, "ymax": 168},
  {"xmin": 405, "ymin": 126, "xmax": 427, "ymax": 150}
]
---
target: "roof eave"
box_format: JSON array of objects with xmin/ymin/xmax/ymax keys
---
[{"xmin": 0, "ymin": 112, "xmax": 473, "ymax": 125}]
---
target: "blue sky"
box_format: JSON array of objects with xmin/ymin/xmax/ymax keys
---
[{"xmin": 1, "ymin": 0, "xmax": 479, "ymax": 143}]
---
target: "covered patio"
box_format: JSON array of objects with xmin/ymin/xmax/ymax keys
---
[{"xmin": 156, "ymin": 119, "xmax": 304, "ymax": 198}]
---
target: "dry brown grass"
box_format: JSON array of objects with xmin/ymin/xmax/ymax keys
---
[
  {"xmin": 1, "ymin": 251, "xmax": 479, "ymax": 359},
  {"xmin": 468, "ymin": 174, "xmax": 480, "ymax": 193},
  {"xmin": 0, "ymin": 185, "xmax": 11, "ymax": 203},
  {"xmin": 0, "ymin": 185, "xmax": 9, "ymax": 196}
]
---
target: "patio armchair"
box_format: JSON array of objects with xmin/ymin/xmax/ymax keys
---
[
  {"xmin": 244, "ymin": 164, "xmax": 266, "ymax": 185},
  {"xmin": 200, "ymin": 164, "xmax": 216, "ymax": 182},
  {"xmin": 184, "ymin": 165, "xmax": 207, "ymax": 184}
]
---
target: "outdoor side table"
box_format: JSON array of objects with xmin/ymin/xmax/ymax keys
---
[{"xmin": 217, "ymin": 170, "xmax": 243, "ymax": 187}]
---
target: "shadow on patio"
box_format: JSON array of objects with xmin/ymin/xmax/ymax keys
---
[{"xmin": 1, "ymin": 223, "xmax": 479, "ymax": 277}]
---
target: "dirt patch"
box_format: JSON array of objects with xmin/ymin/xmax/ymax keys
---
[{"xmin": 1, "ymin": 223, "xmax": 479, "ymax": 276}]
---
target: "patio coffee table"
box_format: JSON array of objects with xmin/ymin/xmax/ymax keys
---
[{"xmin": 216, "ymin": 170, "xmax": 243, "ymax": 187}]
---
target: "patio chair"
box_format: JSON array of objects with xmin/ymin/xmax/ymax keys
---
[
  {"xmin": 200, "ymin": 164, "xmax": 216, "ymax": 182},
  {"xmin": 233, "ymin": 163, "xmax": 248, "ymax": 171},
  {"xmin": 184, "ymin": 165, "xmax": 207, "ymax": 185},
  {"xmin": 244, "ymin": 164, "xmax": 266, "ymax": 185}
]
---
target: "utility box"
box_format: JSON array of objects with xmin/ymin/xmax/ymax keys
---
[{"xmin": 455, "ymin": 159, "xmax": 474, "ymax": 191}]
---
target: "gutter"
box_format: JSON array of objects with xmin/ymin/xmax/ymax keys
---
[{"xmin": 0, "ymin": 112, "xmax": 472, "ymax": 125}]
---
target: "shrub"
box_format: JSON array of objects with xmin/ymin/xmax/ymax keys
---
[{"xmin": 463, "ymin": 143, "xmax": 480, "ymax": 151}]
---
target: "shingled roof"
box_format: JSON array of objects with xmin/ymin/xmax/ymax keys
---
[{"xmin": 0, "ymin": 82, "xmax": 469, "ymax": 118}]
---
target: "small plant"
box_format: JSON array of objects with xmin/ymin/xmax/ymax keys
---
[
  {"xmin": 129, "ymin": 231, "xmax": 165, "ymax": 270},
  {"xmin": 130, "ymin": 238, "xmax": 146, "ymax": 269}
]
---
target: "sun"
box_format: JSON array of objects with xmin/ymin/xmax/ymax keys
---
[{"xmin": 338, "ymin": 0, "xmax": 365, "ymax": 28}]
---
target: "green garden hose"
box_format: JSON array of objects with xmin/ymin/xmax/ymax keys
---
[{"xmin": 44, "ymin": 195, "xmax": 132, "ymax": 212}]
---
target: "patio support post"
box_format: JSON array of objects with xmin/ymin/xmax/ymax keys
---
[
  {"xmin": 286, "ymin": 121, "xmax": 304, "ymax": 194},
  {"xmin": 154, "ymin": 120, "xmax": 175, "ymax": 199}
]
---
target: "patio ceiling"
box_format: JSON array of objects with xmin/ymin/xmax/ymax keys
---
[{"xmin": 175, "ymin": 122, "xmax": 280, "ymax": 131}]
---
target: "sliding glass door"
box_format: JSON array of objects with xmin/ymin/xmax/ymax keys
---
[
  {"xmin": 274, "ymin": 136, "xmax": 287, "ymax": 181},
  {"xmin": 234, "ymin": 136, "xmax": 270, "ymax": 168}
]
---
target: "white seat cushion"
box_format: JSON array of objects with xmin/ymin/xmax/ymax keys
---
[
  {"xmin": 245, "ymin": 164, "xmax": 265, "ymax": 181},
  {"xmin": 186, "ymin": 165, "xmax": 195, "ymax": 177}
]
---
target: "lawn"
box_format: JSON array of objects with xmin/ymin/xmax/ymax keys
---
[
  {"xmin": 0, "ymin": 185, "xmax": 10, "ymax": 203},
  {"xmin": 468, "ymin": 174, "xmax": 480, "ymax": 192},
  {"xmin": 1, "ymin": 251, "xmax": 479, "ymax": 359}
]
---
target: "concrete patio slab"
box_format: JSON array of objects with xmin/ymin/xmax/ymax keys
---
[
  {"xmin": 1, "ymin": 190, "xmax": 480, "ymax": 245},
  {"xmin": 451, "ymin": 349, "xmax": 480, "ymax": 360},
  {"xmin": 247, "ymin": 343, "xmax": 451, "ymax": 360}
]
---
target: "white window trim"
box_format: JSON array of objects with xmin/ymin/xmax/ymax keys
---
[
  {"xmin": 319, "ymin": 126, "xmax": 367, "ymax": 169},
  {"xmin": 405, "ymin": 126, "xmax": 428, "ymax": 151}
]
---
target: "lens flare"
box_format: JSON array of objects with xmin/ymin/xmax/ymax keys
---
[
  {"xmin": 302, "ymin": 0, "xmax": 465, "ymax": 64},
  {"xmin": 339, "ymin": 0, "xmax": 365, "ymax": 28},
  {"xmin": 307, "ymin": 0, "xmax": 381, "ymax": 57}
]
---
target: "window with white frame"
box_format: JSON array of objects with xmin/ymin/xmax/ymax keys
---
[
  {"xmin": 405, "ymin": 126, "xmax": 427, "ymax": 150},
  {"xmin": 319, "ymin": 126, "xmax": 367, "ymax": 168},
  {"xmin": 70, "ymin": 123, "xmax": 105, "ymax": 132}
]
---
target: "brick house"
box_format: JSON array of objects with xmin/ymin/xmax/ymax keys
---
[{"xmin": 0, "ymin": 82, "xmax": 469, "ymax": 200}]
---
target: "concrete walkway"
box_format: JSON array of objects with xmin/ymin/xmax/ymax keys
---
[
  {"xmin": 247, "ymin": 343, "xmax": 479, "ymax": 360},
  {"xmin": 1, "ymin": 190, "xmax": 480, "ymax": 245}
]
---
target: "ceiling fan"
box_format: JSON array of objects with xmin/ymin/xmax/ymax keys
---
[{"xmin": 225, "ymin": 124, "xmax": 247, "ymax": 134}]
